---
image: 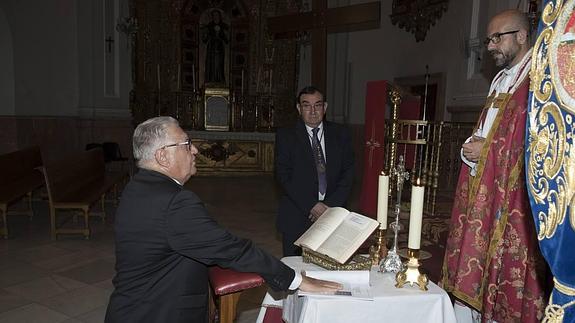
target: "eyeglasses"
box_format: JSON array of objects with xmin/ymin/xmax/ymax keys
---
[
  {"xmin": 161, "ymin": 140, "xmax": 192, "ymax": 151},
  {"xmin": 483, "ymin": 30, "xmax": 519, "ymax": 46},
  {"xmin": 299, "ymin": 102, "xmax": 325, "ymax": 111}
]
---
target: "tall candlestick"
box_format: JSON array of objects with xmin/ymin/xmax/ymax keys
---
[
  {"xmin": 192, "ymin": 64, "xmax": 196, "ymax": 90},
  {"xmin": 241, "ymin": 69, "xmax": 245, "ymax": 95},
  {"xmin": 269, "ymin": 70, "xmax": 273, "ymax": 94},
  {"xmin": 377, "ymin": 172, "xmax": 389, "ymax": 227},
  {"xmin": 408, "ymin": 180, "xmax": 425, "ymax": 249},
  {"xmin": 177, "ymin": 64, "xmax": 181, "ymax": 91},
  {"xmin": 256, "ymin": 67, "xmax": 261, "ymax": 93},
  {"xmin": 157, "ymin": 64, "xmax": 161, "ymax": 91}
]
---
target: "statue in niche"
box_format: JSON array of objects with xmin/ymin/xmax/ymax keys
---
[{"xmin": 201, "ymin": 9, "xmax": 229, "ymax": 84}]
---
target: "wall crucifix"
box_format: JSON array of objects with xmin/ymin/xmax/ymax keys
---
[
  {"xmin": 267, "ymin": 0, "xmax": 381, "ymax": 93},
  {"xmin": 105, "ymin": 36, "xmax": 115, "ymax": 53}
]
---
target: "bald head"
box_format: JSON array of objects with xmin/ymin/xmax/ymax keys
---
[
  {"xmin": 486, "ymin": 9, "xmax": 531, "ymax": 68},
  {"xmin": 490, "ymin": 9, "xmax": 530, "ymax": 35}
]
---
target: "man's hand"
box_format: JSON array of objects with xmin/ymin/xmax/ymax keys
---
[
  {"xmin": 309, "ymin": 202, "xmax": 328, "ymax": 222},
  {"xmin": 462, "ymin": 136, "xmax": 485, "ymax": 163},
  {"xmin": 298, "ymin": 272, "xmax": 342, "ymax": 293}
]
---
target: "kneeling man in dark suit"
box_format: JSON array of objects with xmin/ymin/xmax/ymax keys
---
[{"xmin": 105, "ymin": 116, "xmax": 340, "ymax": 323}]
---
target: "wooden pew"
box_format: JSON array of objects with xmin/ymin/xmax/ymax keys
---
[
  {"xmin": 0, "ymin": 146, "xmax": 44, "ymax": 238},
  {"xmin": 42, "ymin": 148, "xmax": 127, "ymax": 239}
]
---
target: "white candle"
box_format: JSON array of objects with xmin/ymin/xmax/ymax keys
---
[
  {"xmin": 408, "ymin": 181, "xmax": 425, "ymax": 250},
  {"xmin": 157, "ymin": 64, "xmax": 161, "ymax": 91},
  {"xmin": 377, "ymin": 172, "xmax": 389, "ymax": 227}
]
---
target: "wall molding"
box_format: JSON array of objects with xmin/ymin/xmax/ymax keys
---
[{"xmin": 78, "ymin": 106, "xmax": 132, "ymax": 119}]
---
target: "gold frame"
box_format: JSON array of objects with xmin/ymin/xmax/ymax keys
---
[
  {"xmin": 301, "ymin": 247, "xmax": 372, "ymax": 270},
  {"xmin": 204, "ymin": 87, "xmax": 231, "ymax": 131}
]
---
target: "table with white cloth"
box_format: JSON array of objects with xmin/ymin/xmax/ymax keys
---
[{"xmin": 256, "ymin": 256, "xmax": 456, "ymax": 323}]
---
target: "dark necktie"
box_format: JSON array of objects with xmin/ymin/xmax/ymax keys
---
[{"xmin": 312, "ymin": 128, "xmax": 327, "ymax": 196}]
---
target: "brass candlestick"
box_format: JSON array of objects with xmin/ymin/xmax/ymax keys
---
[
  {"xmin": 369, "ymin": 226, "xmax": 388, "ymax": 266},
  {"xmin": 395, "ymin": 248, "xmax": 429, "ymax": 291}
]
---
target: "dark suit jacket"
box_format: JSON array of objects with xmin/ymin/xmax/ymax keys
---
[
  {"xmin": 275, "ymin": 120, "xmax": 355, "ymax": 238},
  {"xmin": 105, "ymin": 169, "xmax": 294, "ymax": 323}
]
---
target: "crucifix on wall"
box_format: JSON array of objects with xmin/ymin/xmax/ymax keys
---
[
  {"xmin": 267, "ymin": 0, "xmax": 381, "ymax": 93},
  {"xmin": 105, "ymin": 36, "xmax": 114, "ymax": 53}
]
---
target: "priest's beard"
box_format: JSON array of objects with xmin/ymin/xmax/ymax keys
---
[{"xmin": 489, "ymin": 49, "xmax": 515, "ymax": 68}]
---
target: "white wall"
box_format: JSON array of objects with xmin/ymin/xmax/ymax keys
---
[
  {"xmin": 339, "ymin": 0, "xmax": 520, "ymax": 124},
  {"xmin": 0, "ymin": 0, "xmax": 131, "ymax": 118},
  {"xmin": 1, "ymin": 0, "xmax": 79, "ymax": 116},
  {"xmin": 0, "ymin": 7, "xmax": 15, "ymax": 115}
]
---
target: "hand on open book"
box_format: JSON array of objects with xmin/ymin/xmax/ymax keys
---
[
  {"xmin": 309, "ymin": 202, "xmax": 328, "ymax": 222},
  {"xmin": 462, "ymin": 135, "xmax": 485, "ymax": 163},
  {"xmin": 298, "ymin": 271, "xmax": 342, "ymax": 293}
]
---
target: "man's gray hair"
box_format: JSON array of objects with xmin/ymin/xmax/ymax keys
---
[{"xmin": 133, "ymin": 116, "xmax": 179, "ymax": 166}]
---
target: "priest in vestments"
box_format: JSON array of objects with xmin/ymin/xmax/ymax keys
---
[{"xmin": 442, "ymin": 10, "xmax": 547, "ymax": 322}]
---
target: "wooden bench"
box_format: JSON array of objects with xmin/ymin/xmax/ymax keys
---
[
  {"xmin": 42, "ymin": 148, "xmax": 128, "ymax": 239},
  {"xmin": 0, "ymin": 146, "xmax": 45, "ymax": 238}
]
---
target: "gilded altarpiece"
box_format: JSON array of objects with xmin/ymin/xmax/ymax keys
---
[
  {"xmin": 130, "ymin": 0, "xmax": 301, "ymax": 174},
  {"xmin": 526, "ymin": 0, "xmax": 575, "ymax": 320}
]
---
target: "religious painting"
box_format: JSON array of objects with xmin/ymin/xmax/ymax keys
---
[
  {"xmin": 199, "ymin": 9, "xmax": 230, "ymax": 88},
  {"xmin": 550, "ymin": 1, "xmax": 575, "ymax": 112}
]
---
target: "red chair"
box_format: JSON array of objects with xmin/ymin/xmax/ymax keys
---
[
  {"xmin": 208, "ymin": 267, "xmax": 265, "ymax": 323},
  {"xmin": 262, "ymin": 306, "xmax": 283, "ymax": 323}
]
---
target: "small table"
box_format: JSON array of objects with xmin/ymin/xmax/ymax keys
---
[{"xmin": 257, "ymin": 256, "xmax": 456, "ymax": 323}]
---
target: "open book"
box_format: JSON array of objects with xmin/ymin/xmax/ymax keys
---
[{"xmin": 295, "ymin": 207, "xmax": 379, "ymax": 264}]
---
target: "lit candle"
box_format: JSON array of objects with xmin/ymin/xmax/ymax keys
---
[
  {"xmin": 408, "ymin": 179, "xmax": 425, "ymax": 250},
  {"xmin": 377, "ymin": 172, "xmax": 389, "ymax": 227},
  {"xmin": 157, "ymin": 64, "xmax": 161, "ymax": 91}
]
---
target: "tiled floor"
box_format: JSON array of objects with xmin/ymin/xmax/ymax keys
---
[{"xmin": 0, "ymin": 176, "xmax": 286, "ymax": 323}]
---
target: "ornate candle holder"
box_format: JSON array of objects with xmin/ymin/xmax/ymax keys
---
[
  {"xmin": 369, "ymin": 226, "xmax": 387, "ymax": 266},
  {"xmin": 395, "ymin": 248, "xmax": 429, "ymax": 291},
  {"xmin": 380, "ymin": 155, "xmax": 410, "ymax": 273}
]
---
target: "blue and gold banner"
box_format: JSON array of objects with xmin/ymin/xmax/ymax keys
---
[{"xmin": 526, "ymin": 0, "xmax": 575, "ymax": 322}]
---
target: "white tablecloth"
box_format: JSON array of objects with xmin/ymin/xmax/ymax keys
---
[{"xmin": 257, "ymin": 256, "xmax": 456, "ymax": 323}]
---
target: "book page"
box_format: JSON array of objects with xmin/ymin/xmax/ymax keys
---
[
  {"xmin": 297, "ymin": 270, "xmax": 373, "ymax": 300},
  {"xmin": 294, "ymin": 207, "xmax": 349, "ymax": 250},
  {"xmin": 316, "ymin": 212, "xmax": 379, "ymax": 263}
]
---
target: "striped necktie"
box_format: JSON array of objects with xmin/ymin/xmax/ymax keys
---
[{"xmin": 312, "ymin": 127, "xmax": 327, "ymax": 195}]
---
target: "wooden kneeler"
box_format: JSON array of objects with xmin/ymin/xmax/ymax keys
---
[{"xmin": 208, "ymin": 267, "xmax": 264, "ymax": 323}]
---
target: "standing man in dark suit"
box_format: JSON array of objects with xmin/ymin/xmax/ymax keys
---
[
  {"xmin": 105, "ymin": 116, "xmax": 341, "ymax": 323},
  {"xmin": 275, "ymin": 86, "xmax": 355, "ymax": 256}
]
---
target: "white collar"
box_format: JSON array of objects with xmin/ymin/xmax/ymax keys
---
[{"xmin": 304, "ymin": 122, "xmax": 324, "ymax": 134}]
